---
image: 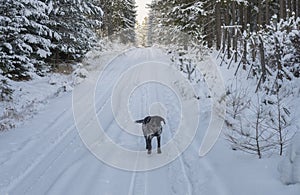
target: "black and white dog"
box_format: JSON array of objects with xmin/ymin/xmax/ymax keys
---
[{"xmin": 135, "ymin": 116, "xmax": 165, "ymax": 154}]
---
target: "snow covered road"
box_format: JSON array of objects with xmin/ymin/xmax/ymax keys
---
[{"xmin": 0, "ymin": 47, "xmax": 236, "ymax": 195}]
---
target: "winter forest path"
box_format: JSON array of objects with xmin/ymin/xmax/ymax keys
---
[{"xmin": 0, "ymin": 47, "xmax": 229, "ymax": 195}]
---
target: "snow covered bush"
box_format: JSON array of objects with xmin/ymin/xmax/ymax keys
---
[
  {"xmin": 279, "ymin": 132, "xmax": 300, "ymax": 185},
  {"xmin": 0, "ymin": 77, "xmax": 13, "ymax": 102},
  {"xmin": 262, "ymin": 15, "xmax": 300, "ymax": 81},
  {"xmin": 225, "ymin": 82, "xmax": 297, "ymax": 158},
  {"xmin": 225, "ymin": 70, "xmax": 296, "ymax": 158},
  {"xmin": 72, "ymin": 64, "xmax": 89, "ymax": 85},
  {"xmin": 170, "ymin": 46, "xmax": 201, "ymax": 82},
  {"xmin": 225, "ymin": 87, "xmax": 278, "ymax": 158}
]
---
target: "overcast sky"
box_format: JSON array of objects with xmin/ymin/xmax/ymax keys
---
[{"xmin": 136, "ymin": 0, "xmax": 152, "ymax": 24}]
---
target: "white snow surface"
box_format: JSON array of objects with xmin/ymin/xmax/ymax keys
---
[
  {"xmin": 279, "ymin": 132, "xmax": 300, "ymax": 185},
  {"xmin": 0, "ymin": 47, "xmax": 299, "ymax": 195}
]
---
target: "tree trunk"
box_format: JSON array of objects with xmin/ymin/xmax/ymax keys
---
[
  {"xmin": 265, "ymin": 0, "xmax": 270, "ymax": 25},
  {"xmin": 277, "ymin": 86, "xmax": 283, "ymax": 156},
  {"xmin": 280, "ymin": 0, "xmax": 286, "ymax": 19},
  {"xmin": 287, "ymin": 0, "xmax": 292, "ymax": 17},
  {"xmin": 256, "ymin": 106, "xmax": 262, "ymax": 159},
  {"xmin": 225, "ymin": 6, "xmax": 231, "ymax": 59},
  {"xmin": 227, "ymin": 29, "xmax": 231, "ymax": 59},
  {"xmin": 243, "ymin": 3, "xmax": 248, "ymax": 29},
  {"xmin": 232, "ymin": 1, "xmax": 236, "ymax": 25},
  {"xmin": 222, "ymin": 27, "xmax": 226, "ymax": 54},
  {"xmin": 242, "ymin": 38, "xmax": 247, "ymax": 69},
  {"xmin": 215, "ymin": 2, "xmax": 221, "ymax": 50},
  {"xmin": 258, "ymin": 36, "xmax": 267, "ymax": 83},
  {"xmin": 257, "ymin": 1, "xmax": 263, "ymax": 30},
  {"xmin": 231, "ymin": 2, "xmax": 238, "ymax": 62},
  {"xmin": 239, "ymin": 3, "xmax": 245, "ymax": 31},
  {"xmin": 292, "ymin": 0, "xmax": 298, "ymax": 16},
  {"xmin": 297, "ymin": 0, "xmax": 300, "ymax": 17}
]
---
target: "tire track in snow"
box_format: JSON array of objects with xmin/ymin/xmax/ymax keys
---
[
  {"xmin": 178, "ymin": 107, "xmax": 230, "ymax": 195},
  {"xmin": 3, "ymin": 59, "xmax": 121, "ymax": 194},
  {"xmin": 4, "ymin": 123, "xmax": 77, "ymax": 194},
  {"xmin": 72, "ymin": 48, "xmax": 151, "ymax": 195},
  {"xmin": 128, "ymin": 63, "xmax": 157, "ymax": 195},
  {"xmin": 61, "ymin": 49, "xmax": 150, "ymax": 195},
  {"xmin": 0, "ymin": 101, "xmax": 76, "ymax": 194},
  {"xmin": 12, "ymin": 78, "xmax": 122, "ymax": 195},
  {"xmin": 177, "ymin": 154, "xmax": 193, "ymax": 195},
  {"xmin": 138, "ymin": 74, "xmax": 192, "ymax": 195},
  {"xmin": 127, "ymin": 71, "xmax": 191, "ymax": 195},
  {"xmin": 127, "ymin": 73, "xmax": 149, "ymax": 195},
  {"xmin": 20, "ymin": 130, "xmax": 79, "ymax": 195},
  {"xmin": 154, "ymin": 79, "xmax": 194, "ymax": 195},
  {"xmin": 127, "ymin": 158, "xmax": 148, "ymax": 195},
  {"xmin": 0, "ymin": 108, "xmax": 70, "ymax": 168}
]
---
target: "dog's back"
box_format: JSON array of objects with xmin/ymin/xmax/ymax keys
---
[
  {"xmin": 135, "ymin": 116, "xmax": 165, "ymax": 125},
  {"xmin": 148, "ymin": 116, "xmax": 165, "ymax": 126},
  {"xmin": 136, "ymin": 116, "xmax": 165, "ymax": 137}
]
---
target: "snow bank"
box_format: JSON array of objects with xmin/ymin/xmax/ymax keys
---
[
  {"xmin": 0, "ymin": 64, "xmax": 88, "ymax": 131},
  {"xmin": 72, "ymin": 63, "xmax": 89, "ymax": 85},
  {"xmin": 279, "ymin": 132, "xmax": 300, "ymax": 185},
  {"xmin": 84, "ymin": 42, "xmax": 135, "ymax": 71}
]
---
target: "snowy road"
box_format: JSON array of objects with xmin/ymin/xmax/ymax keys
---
[{"xmin": 0, "ymin": 48, "xmax": 229, "ymax": 195}]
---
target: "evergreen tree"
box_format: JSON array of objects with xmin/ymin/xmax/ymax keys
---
[
  {"xmin": 147, "ymin": 0, "xmax": 179, "ymax": 45},
  {"xmin": 136, "ymin": 17, "xmax": 149, "ymax": 47},
  {"xmin": 121, "ymin": 0, "xmax": 137, "ymax": 43},
  {"xmin": 44, "ymin": 0, "xmax": 103, "ymax": 64},
  {"xmin": 100, "ymin": 0, "xmax": 137, "ymax": 44},
  {"xmin": 0, "ymin": 0, "xmax": 103, "ymax": 79},
  {"xmin": 0, "ymin": 0, "xmax": 56, "ymax": 80},
  {"xmin": 148, "ymin": 0, "xmax": 205, "ymax": 45}
]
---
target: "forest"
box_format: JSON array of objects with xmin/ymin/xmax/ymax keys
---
[
  {"xmin": 1, "ymin": 0, "xmax": 300, "ymax": 158},
  {"xmin": 147, "ymin": 0, "xmax": 300, "ymax": 158}
]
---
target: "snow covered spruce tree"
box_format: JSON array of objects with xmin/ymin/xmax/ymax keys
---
[
  {"xmin": 148, "ymin": 0, "xmax": 179, "ymax": 45},
  {"xmin": 0, "ymin": 0, "xmax": 103, "ymax": 79},
  {"xmin": 0, "ymin": 0, "xmax": 56, "ymax": 80},
  {"xmin": 226, "ymin": 78, "xmax": 295, "ymax": 158},
  {"xmin": 136, "ymin": 17, "xmax": 149, "ymax": 47},
  {"xmin": 148, "ymin": 0, "xmax": 205, "ymax": 45},
  {"xmin": 147, "ymin": 0, "xmax": 165, "ymax": 45},
  {"xmin": 99, "ymin": 0, "xmax": 137, "ymax": 44},
  {"xmin": 121, "ymin": 0, "xmax": 137, "ymax": 43},
  {"xmin": 44, "ymin": 0, "xmax": 103, "ymax": 66},
  {"xmin": 148, "ymin": 0, "xmax": 208, "ymax": 81},
  {"xmin": 225, "ymin": 80, "xmax": 276, "ymax": 158}
]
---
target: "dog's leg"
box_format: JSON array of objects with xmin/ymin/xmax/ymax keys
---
[
  {"xmin": 147, "ymin": 135, "xmax": 153, "ymax": 154},
  {"xmin": 157, "ymin": 135, "xmax": 161, "ymax": 154},
  {"xmin": 144, "ymin": 136, "xmax": 148, "ymax": 150}
]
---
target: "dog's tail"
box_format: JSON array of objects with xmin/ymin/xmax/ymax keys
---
[{"xmin": 135, "ymin": 119, "xmax": 144, "ymax": 123}]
